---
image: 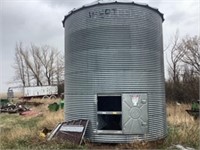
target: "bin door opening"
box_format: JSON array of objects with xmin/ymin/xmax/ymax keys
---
[
  {"xmin": 97, "ymin": 95, "xmax": 122, "ymax": 131},
  {"xmin": 122, "ymin": 93, "xmax": 148, "ymax": 134}
]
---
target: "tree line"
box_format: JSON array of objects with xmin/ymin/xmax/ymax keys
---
[
  {"xmin": 166, "ymin": 33, "xmax": 199, "ymax": 103},
  {"xmin": 13, "ymin": 34, "xmax": 199, "ymax": 103},
  {"xmin": 13, "ymin": 42, "xmax": 64, "ymax": 87}
]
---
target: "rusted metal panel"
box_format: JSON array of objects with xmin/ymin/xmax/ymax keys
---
[{"xmin": 47, "ymin": 119, "xmax": 89, "ymax": 145}]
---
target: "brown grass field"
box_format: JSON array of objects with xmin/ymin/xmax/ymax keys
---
[
  {"xmin": 0, "ymin": 93, "xmax": 7, "ymax": 99},
  {"xmin": 0, "ymin": 97, "xmax": 199, "ymax": 149}
]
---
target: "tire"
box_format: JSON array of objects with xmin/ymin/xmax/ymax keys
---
[
  {"xmin": 50, "ymin": 95, "xmax": 56, "ymax": 99},
  {"xmin": 42, "ymin": 95, "xmax": 49, "ymax": 99}
]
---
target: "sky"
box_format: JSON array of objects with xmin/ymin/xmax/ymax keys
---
[{"xmin": 0, "ymin": 0, "xmax": 199, "ymax": 93}]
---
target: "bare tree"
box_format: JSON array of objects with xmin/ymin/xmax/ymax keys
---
[
  {"xmin": 182, "ymin": 65, "xmax": 199, "ymax": 101},
  {"xmin": 30, "ymin": 44, "xmax": 43, "ymax": 86},
  {"xmin": 19, "ymin": 45, "xmax": 43, "ymax": 86},
  {"xmin": 166, "ymin": 31, "xmax": 185, "ymax": 102},
  {"xmin": 13, "ymin": 42, "xmax": 26, "ymax": 86},
  {"xmin": 55, "ymin": 54, "xmax": 64, "ymax": 85},
  {"xmin": 178, "ymin": 36, "xmax": 200, "ymax": 75},
  {"xmin": 13, "ymin": 42, "xmax": 64, "ymax": 87},
  {"xmin": 166, "ymin": 34, "xmax": 199, "ymax": 103},
  {"xmin": 36, "ymin": 45, "xmax": 59, "ymax": 85},
  {"xmin": 13, "ymin": 43, "xmax": 33, "ymax": 86},
  {"xmin": 167, "ymin": 31, "xmax": 184, "ymax": 83}
]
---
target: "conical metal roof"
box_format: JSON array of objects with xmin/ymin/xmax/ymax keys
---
[{"xmin": 62, "ymin": 0, "xmax": 164, "ymax": 26}]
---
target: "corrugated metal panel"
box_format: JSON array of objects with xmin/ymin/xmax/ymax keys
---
[
  {"xmin": 64, "ymin": 2, "xmax": 166, "ymax": 143},
  {"xmin": 23, "ymin": 86, "xmax": 58, "ymax": 97},
  {"xmin": 122, "ymin": 93, "xmax": 148, "ymax": 134}
]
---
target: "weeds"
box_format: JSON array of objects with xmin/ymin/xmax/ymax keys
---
[
  {"xmin": 164, "ymin": 123, "xmax": 199, "ymax": 148},
  {"xmin": 0, "ymin": 99, "xmax": 199, "ymax": 149},
  {"xmin": 164, "ymin": 103, "xmax": 200, "ymax": 149}
]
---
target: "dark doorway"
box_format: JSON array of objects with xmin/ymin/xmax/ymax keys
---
[
  {"xmin": 97, "ymin": 95, "xmax": 122, "ymax": 131},
  {"xmin": 97, "ymin": 96, "xmax": 121, "ymax": 111}
]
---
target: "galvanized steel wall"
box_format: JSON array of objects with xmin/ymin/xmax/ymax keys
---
[{"xmin": 63, "ymin": 2, "xmax": 166, "ymax": 143}]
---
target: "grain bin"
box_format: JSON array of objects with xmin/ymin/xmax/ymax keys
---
[{"xmin": 63, "ymin": 0, "xmax": 166, "ymax": 143}]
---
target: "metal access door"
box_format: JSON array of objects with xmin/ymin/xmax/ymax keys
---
[{"xmin": 122, "ymin": 93, "xmax": 148, "ymax": 134}]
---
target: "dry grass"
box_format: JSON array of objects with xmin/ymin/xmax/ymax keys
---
[
  {"xmin": 5, "ymin": 127, "xmax": 33, "ymax": 141},
  {"xmin": 0, "ymin": 93, "xmax": 7, "ymax": 99},
  {"xmin": 38, "ymin": 110, "xmax": 64, "ymax": 128},
  {"xmin": 164, "ymin": 102, "xmax": 200, "ymax": 148},
  {"xmin": 29, "ymin": 99, "xmax": 64, "ymax": 128},
  {"xmin": 0, "ymin": 98, "xmax": 67, "ymax": 149},
  {"xmin": 167, "ymin": 102, "xmax": 195, "ymax": 125},
  {"xmin": 0, "ymin": 92, "xmax": 24, "ymax": 99},
  {"xmin": 0, "ymin": 99, "xmax": 199, "ymax": 149}
]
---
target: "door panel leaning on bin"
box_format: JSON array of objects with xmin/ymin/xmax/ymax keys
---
[{"xmin": 122, "ymin": 93, "xmax": 148, "ymax": 134}]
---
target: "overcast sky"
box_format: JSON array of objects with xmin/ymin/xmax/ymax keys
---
[{"xmin": 0, "ymin": 0, "xmax": 199, "ymax": 93}]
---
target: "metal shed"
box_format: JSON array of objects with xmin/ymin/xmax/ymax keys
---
[{"xmin": 63, "ymin": 0, "xmax": 166, "ymax": 143}]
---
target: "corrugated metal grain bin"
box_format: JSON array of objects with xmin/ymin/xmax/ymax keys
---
[{"xmin": 63, "ymin": 0, "xmax": 166, "ymax": 143}]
